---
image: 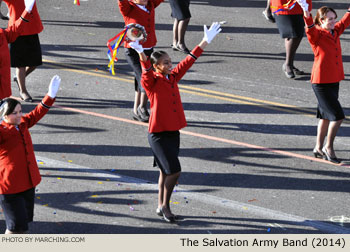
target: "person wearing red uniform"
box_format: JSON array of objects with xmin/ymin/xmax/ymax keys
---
[
  {"xmin": 130, "ymin": 22, "xmax": 221, "ymax": 223},
  {"xmin": 302, "ymin": 5, "xmax": 350, "ymax": 163},
  {"xmin": 4, "ymin": 0, "xmax": 43, "ymax": 102},
  {"xmin": 0, "ymin": 5, "xmax": 34, "ymax": 99},
  {"xmin": 270, "ymin": 0, "xmax": 312, "ymax": 78},
  {"xmin": 118, "ymin": 0, "xmax": 163, "ymax": 122},
  {"xmin": 0, "ymin": 75, "xmax": 61, "ymax": 234}
]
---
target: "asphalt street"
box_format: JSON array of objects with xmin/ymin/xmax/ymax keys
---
[{"xmin": 0, "ymin": 0, "xmax": 350, "ymax": 234}]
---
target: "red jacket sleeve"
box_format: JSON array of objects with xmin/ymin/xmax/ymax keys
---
[
  {"xmin": 22, "ymin": 95, "xmax": 55, "ymax": 129},
  {"xmin": 4, "ymin": 10, "xmax": 31, "ymax": 44},
  {"xmin": 152, "ymin": 0, "xmax": 164, "ymax": 8},
  {"xmin": 118, "ymin": 0, "xmax": 132, "ymax": 16},
  {"xmin": 333, "ymin": 10, "xmax": 350, "ymax": 36},
  {"xmin": 172, "ymin": 46, "xmax": 203, "ymax": 83},
  {"xmin": 304, "ymin": 14, "xmax": 320, "ymax": 46},
  {"xmin": 140, "ymin": 60, "xmax": 156, "ymax": 91}
]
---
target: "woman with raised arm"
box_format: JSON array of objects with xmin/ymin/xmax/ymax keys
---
[
  {"xmin": 301, "ymin": 3, "xmax": 350, "ymax": 163},
  {"xmin": 130, "ymin": 22, "xmax": 221, "ymax": 223}
]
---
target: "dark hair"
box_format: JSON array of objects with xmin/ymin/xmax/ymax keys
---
[
  {"xmin": 150, "ymin": 50, "xmax": 168, "ymax": 65},
  {"xmin": 0, "ymin": 98, "xmax": 21, "ymax": 118},
  {"xmin": 314, "ymin": 6, "xmax": 337, "ymax": 26}
]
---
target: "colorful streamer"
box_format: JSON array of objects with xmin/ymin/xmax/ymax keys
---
[
  {"xmin": 271, "ymin": 0, "xmax": 297, "ymax": 14},
  {"xmin": 74, "ymin": 0, "xmax": 80, "ymax": 6},
  {"xmin": 107, "ymin": 28, "xmax": 128, "ymax": 75}
]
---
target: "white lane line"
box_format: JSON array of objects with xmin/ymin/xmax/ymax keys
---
[{"xmin": 37, "ymin": 156, "xmax": 350, "ymax": 234}]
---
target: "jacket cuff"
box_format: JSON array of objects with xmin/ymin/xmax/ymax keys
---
[
  {"xmin": 141, "ymin": 60, "xmax": 153, "ymax": 72},
  {"xmin": 20, "ymin": 10, "xmax": 31, "ymax": 22},
  {"xmin": 304, "ymin": 15, "xmax": 314, "ymax": 28},
  {"xmin": 189, "ymin": 46, "xmax": 204, "ymax": 60},
  {"xmin": 40, "ymin": 95, "xmax": 55, "ymax": 109}
]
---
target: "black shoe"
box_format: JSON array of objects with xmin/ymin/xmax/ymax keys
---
[
  {"xmin": 132, "ymin": 111, "xmax": 141, "ymax": 121},
  {"xmin": 262, "ymin": 10, "xmax": 275, "ymax": 23},
  {"xmin": 161, "ymin": 211, "xmax": 176, "ymax": 223},
  {"xmin": 293, "ymin": 67, "xmax": 305, "ymax": 75},
  {"xmin": 322, "ymin": 147, "xmax": 341, "ymax": 164},
  {"xmin": 137, "ymin": 107, "xmax": 149, "ymax": 122},
  {"xmin": 282, "ymin": 64, "xmax": 295, "ymax": 79},
  {"xmin": 313, "ymin": 148, "xmax": 324, "ymax": 159},
  {"xmin": 156, "ymin": 208, "xmax": 163, "ymax": 216},
  {"xmin": 19, "ymin": 92, "xmax": 33, "ymax": 103},
  {"xmin": 176, "ymin": 44, "xmax": 190, "ymax": 54}
]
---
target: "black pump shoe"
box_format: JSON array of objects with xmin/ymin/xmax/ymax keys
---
[
  {"xmin": 313, "ymin": 148, "xmax": 324, "ymax": 159},
  {"xmin": 322, "ymin": 147, "xmax": 340, "ymax": 164},
  {"xmin": 282, "ymin": 64, "xmax": 295, "ymax": 79}
]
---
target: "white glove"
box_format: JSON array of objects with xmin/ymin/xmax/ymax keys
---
[
  {"xmin": 203, "ymin": 22, "xmax": 222, "ymax": 44},
  {"xmin": 24, "ymin": 0, "xmax": 36, "ymax": 13},
  {"xmin": 296, "ymin": 0, "xmax": 309, "ymax": 12},
  {"xmin": 48, "ymin": 75, "xmax": 61, "ymax": 98},
  {"xmin": 129, "ymin": 40, "xmax": 144, "ymax": 53}
]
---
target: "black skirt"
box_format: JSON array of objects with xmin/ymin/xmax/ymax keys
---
[
  {"xmin": 312, "ymin": 83, "xmax": 345, "ymax": 121},
  {"xmin": 148, "ymin": 131, "xmax": 181, "ymax": 175},
  {"xmin": 169, "ymin": 0, "xmax": 191, "ymax": 20},
  {"xmin": 10, "ymin": 34, "xmax": 42, "ymax": 67},
  {"xmin": 274, "ymin": 14, "xmax": 305, "ymax": 39},
  {"xmin": 0, "ymin": 188, "xmax": 35, "ymax": 232}
]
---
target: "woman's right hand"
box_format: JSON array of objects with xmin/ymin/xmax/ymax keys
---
[{"xmin": 129, "ymin": 41, "xmax": 144, "ymax": 53}]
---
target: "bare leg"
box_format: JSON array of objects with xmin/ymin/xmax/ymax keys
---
[
  {"xmin": 157, "ymin": 171, "xmax": 165, "ymax": 209},
  {"xmin": 315, "ymin": 119, "xmax": 329, "ymax": 153},
  {"xmin": 140, "ymin": 91, "xmax": 148, "ymax": 110},
  {"xmin": 161, "ymin": 171, "xmax": 181, "ymax": 217},
  {"xmin": 133, "ymin": 90, "xmax": 140, "ymax": 114},
  {"xmin": 266, "ymin": 0, "xmax": 271, "ymax": 14},
  {"xmin": 284, "ymin": 37, "xmax": 303, "ymax": 73},
  {"xmin": 177, "ymin": 18, "xmax": 190, "ymax": 50},
  {"xmin": 15, "ymin": 66, "xmax": 37, "ymax": 101},
  {"xmin": 324, "ymin": 119, "xmax": 343, "ymax": 157},
  {"xmin": 172, "ymin": 19, "xmax": 179, "ymax": 46}
]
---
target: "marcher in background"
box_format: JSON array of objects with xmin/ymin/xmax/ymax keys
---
[
  {"xmin": 169, "ymin": 0, "xmax": 191, "ymax": 54},
  {"xmin": 302, "ymin": 4, "xmax": 350, "ymax": 163},
  {"xmin": 0, "ymin": 75, "xmax": 61, "ymax": 234},
  {"xmin": 118, "ymin": 0, "xmax": 164, "ymax": 122},
  {"xmin": 0, "ymin": 0, "xmax": 35, "ymax": 100},
  {"xmin": 4, "ymin": 0, "xmax": 44, "ymax": 102},
  {"xmin": 130, "ymin": 22, "xmax": 221, "ymax": 223},
  {"xmin": 263, "ymin": 0, "xmax": 275, "ymax": 23},
  {"xmin": 270, "ymin": 0, "xmax": 312, "ymax": 79}
]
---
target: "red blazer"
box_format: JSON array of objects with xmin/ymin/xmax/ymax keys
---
[
  {"xmin": 305, "ymin": 11, "xmax": 350, "ymax": 84},
  {"xmin": 270, "ymin": 0, "xmax": 312, "ymax": 15},
  {"xmin": 141, "ymin": 46, "xmax": 203, "ymax": 133},
  {"xmin": 118, "ymin": 0, "xmax": 163, "ymax": 48},
  {"xmin": 0, "ymin": 10, "xmax": 31, "ymax": 99},
  {"xmin": 0, "ymin": 95, "xmax": 55, "ymax": 194},
  {"xmin": 4, "ymin": 0, "xmax": 43, "ymax": 35}
]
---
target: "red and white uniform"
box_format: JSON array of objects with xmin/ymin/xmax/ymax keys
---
[
  {"xmin": 304, "ymin": 11, "xmax": 350, "ymax": 84},
  {"xmin": 118, "ymin": 0, "xmax": 163, "ymax": 48},
  {"xmin": 0, "ymin": 95, "xmax": 55, "ymax": 194},
  {"xmin": 270, "ymin": 0, "xmax": 312, "ymax": 15},
  {"xmin": 4, "ymin": 0, "xmax": 43, "ymax": 35},
  {"xmin": 0, "ymin": 10, "xmax": 31, "ymax": 99},
  {"xmin": 141, "ymin": 46, "xmax": 203, "ymax": 133}
]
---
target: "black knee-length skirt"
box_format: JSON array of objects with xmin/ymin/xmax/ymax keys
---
[
  {"xmin": 10, "ymin": 34, "xmax": 42, "ymax": 67},
  {"xmin": 148, "ymin": 131, "xmax": 181, "ymax": 175},
  {"xmin": 312, "ymin": 83, "xmax": 345, "ymax": 121},
  {"xmin": 274, "ymin": 14, "xmax": 305, "ymax": 39},
  {"xmin": 169, "ymin": 0, "xmax": 191, "ymax": 20}
]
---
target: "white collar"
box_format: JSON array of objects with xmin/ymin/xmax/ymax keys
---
[{"xmin": 135, "ymin": 4, "xmax": 149, "ymax": 13}]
